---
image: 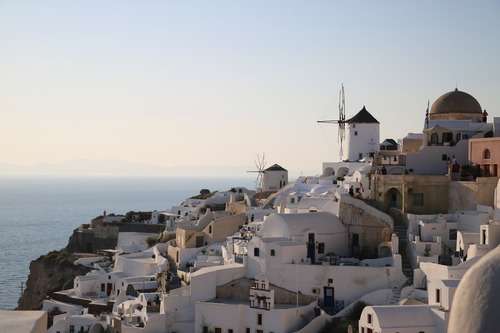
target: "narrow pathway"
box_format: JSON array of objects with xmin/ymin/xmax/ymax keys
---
[{"xmin": 393, "ymin": 222, "xmax": 413, "ymax": 284}]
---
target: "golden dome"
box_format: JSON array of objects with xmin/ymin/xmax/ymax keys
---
[{"xmin": 430, "ymin": 88, "xmax": 482, "ymax": 115}]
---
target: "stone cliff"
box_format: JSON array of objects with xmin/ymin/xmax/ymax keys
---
[
  {"xmin": 66, "ymin": 224, "xmax": 119, "ymax": 253},
  {"xmin": 17, "ymin": 223, "xmax": 163, "ymax": 310},
  {"xmin": 17, "ymin": 249, "xmax": 91, "ymax": 310},
  {"xmin": 17, "ymin": 224, "xmax": 120, "ymax": 310}
]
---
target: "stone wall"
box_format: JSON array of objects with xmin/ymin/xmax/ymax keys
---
[
  {"xmin": 448, "ymin": 177, "xmax": 498, "ymax": 212},
  {"xmin": 339, "ymin": 195, "xmax": 393, "ymax": 256},
  {"xmin": 66, "ymin": 225, "xmax": 119, "ymax": 253}
]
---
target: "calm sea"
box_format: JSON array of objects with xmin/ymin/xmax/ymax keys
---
[{"xmin": 0, "ymin": 176, "xmax": 254, "ymax": 310}]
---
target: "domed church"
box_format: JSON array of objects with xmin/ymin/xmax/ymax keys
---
[{"xmin": 429, "ymin": 88, "xmax": 485, "ymax": 123}]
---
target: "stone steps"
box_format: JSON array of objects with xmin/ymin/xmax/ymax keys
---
[
  {"xmin": 393, "ymin": 223, "xmax": 413, "ymax": 283},
  {"xmin": 387, "ymin": 291, "xmax": 401, "ymax": 305}
]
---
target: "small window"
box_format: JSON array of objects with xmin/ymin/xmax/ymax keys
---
[
  {"xmin": 484, "ymin": 149, "xmax": 491, "ymax": 159},
  {"xmin": 353, "ymin": 233, "xmax": 359, "ymax": 247},
  {"xmin": 246, "ymin": 328, "xmax": 250, "ymax": 333},
  {"xmin": 209, "ymin": 225, "xmax": 212, "ymax": 233},
  {"xmin": 290, "ymin": 198, "xmax": 295, "ymax": 204},
  {"xmin": 449, "ymin": 229, "xmax": 457, "ymax": 241},
  {"xmin": 368, "ymin": 313, "xmax": 372, "ymax": 324},
  {"xmin": 328, "ymin": 278, "xmax": 333, "ymax": 284},
  {"xmin": 101, "ymin": 284, "xmax": 105, "ymax": 292},
  {"xmin": 318, "ymin": 243, "xmax": 325, "ymax": 254},
  {"xmin": 257, "ymin": 313, "xmax": 263, "ymax": 325},
  {"xmin": 354, "ymin": 131, "xmax": 358, "ymax": 136},
  {"xmin": 254, "ymin": 248, "xmax": 260, "ymax": 257},
  {"xmin": 270, "ymin": 249, "xmax": 275, "ymax": 256},
  {"xmin": 228, "ymin": 329, "xmax": 234, "ymax": 333},
  {"xmin": 436, "ymin": 289, "xmax": 440, "ymax": 303},
  {"xmin": 214, "ymin": 328, "xmax": 221, "ymax": 333},
  {"xmin": 108, "ymin": 275, "xmax": 111, "ymax": 280},
  {"xmin": 353, "ymin": 124, "xmax": 356, "ymax": 128},
  {"xmin": 442, "ymin": 154, "xmax": 448, "ymax": 161},
  {"xmin": 359, "ymin": 153, "xmax": 363, "ymax": 159},
  {"xmin": 413, "ymin": 193, "xmax": 424, "ymax": 206}
]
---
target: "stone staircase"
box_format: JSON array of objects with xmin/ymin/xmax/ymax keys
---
[
  {"xmin": 387, "ymin": 290, "xmax": 401, "ymax": 305},
  {"xmin": 393, "ymin": 223, "xmax": 413, "ymax": 284}
]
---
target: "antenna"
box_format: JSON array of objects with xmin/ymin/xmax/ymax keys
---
[
  {"xmin": 317, "ymin": 84, "xmax": 347, "ymax": 160},
  {"xmin": 247, "ymin": 153, "xmax": 267, "ymax": 192}
]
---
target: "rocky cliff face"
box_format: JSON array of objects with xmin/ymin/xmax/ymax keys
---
[
  {"xmin": 17, "ymin": 223, "xmax": 151, "ymax": 310},
  {"xmin": 66, "ymin": 224, "xmax": 119, "ymax": 253},
  {"xmin": 17, "ymin": 249, "xmax": 91, "ymax": 310}
]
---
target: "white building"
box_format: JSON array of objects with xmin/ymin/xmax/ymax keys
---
[
  {"xmin": 375, "ymin": 88, "xmax": 500, "ymax": 175},
  {"xmin": 262, "ymin": 164, "xmax": 288, "ymax": 191},
  {"xmin": 407, "ymin": 210, "xmax": 489, "ymax": 268},
  {"xmin": 0, "ymin": 311, "xmax": 47, "ymax": 333},
  {"xmin": 194, "ymin": 275, "xmax": 317, "ymax": 333},
  {"xmin": 346, "ymin": 106, "xmax": 380, "ymax": 161},
  {"xmin": 359, "ymin": 305, "xmax": 441, "ymax": 333}
]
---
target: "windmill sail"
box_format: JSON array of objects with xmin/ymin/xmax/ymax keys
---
[
  {"xmin": 317, "ymin": 84, "xmax": 347, "ymax": 161},
  {"xmin": 247, "ymin": 153, "xmax": 267, "ymax": 192}
]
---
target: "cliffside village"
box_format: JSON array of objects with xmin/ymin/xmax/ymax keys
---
[{"xmin": 5, "ymin": 88, "xmax": 500, "ymax": 333}]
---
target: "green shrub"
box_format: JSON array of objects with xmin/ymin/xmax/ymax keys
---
[{"xmin": 147, "ymin": 237, "xmax": 158, "ymax": 248}]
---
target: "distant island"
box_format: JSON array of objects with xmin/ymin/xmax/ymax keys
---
[
  {"xmin": 0, "ymin": 160, "xmax": 251, "ymax": 178},
  {"xmin": 0, "ymin": 159, "xmax": 312, "ymax": 179}
]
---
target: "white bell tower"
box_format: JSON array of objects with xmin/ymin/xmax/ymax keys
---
[{"xmin": 346, "ymin": 106, "xmax": 380, "ymax": 161}]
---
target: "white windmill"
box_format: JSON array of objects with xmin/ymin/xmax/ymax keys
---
[
  {"xmin": 247, "ymin": 153, "xmax": 267, "ymax": 192},
  {"xmin": 317, "ymin": 84, "xmax": 347, "ymax": 161}
]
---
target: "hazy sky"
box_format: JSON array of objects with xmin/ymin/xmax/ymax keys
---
[{"xmin": 1, "ymin": 1, "xmax": 499, "ymax": 175}]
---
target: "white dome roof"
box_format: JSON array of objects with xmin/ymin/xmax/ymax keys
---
[
  {"xmin": 448, "ymin": 245, "xmax": 500, "ymax": 332},
  {"xmin": 260, "ymin": 212, "xmax": 345, "ymax": 238}
]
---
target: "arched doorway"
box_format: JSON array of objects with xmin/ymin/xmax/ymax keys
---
[
  {"xmin": 323, "ymin": 167, "xmax": 335, "ymax": 177},
  {"xmin": 384, "ymin": 188, "xmax": 402, "ymax": 211},
  {"xmin": 337, "ymin": 167, "xmax": 349, "ymax": 178}
]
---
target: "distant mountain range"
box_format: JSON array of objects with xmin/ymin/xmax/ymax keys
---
[{"xmin": 0, "ymin": 160, "xmax": 255, "ymax": 178}]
